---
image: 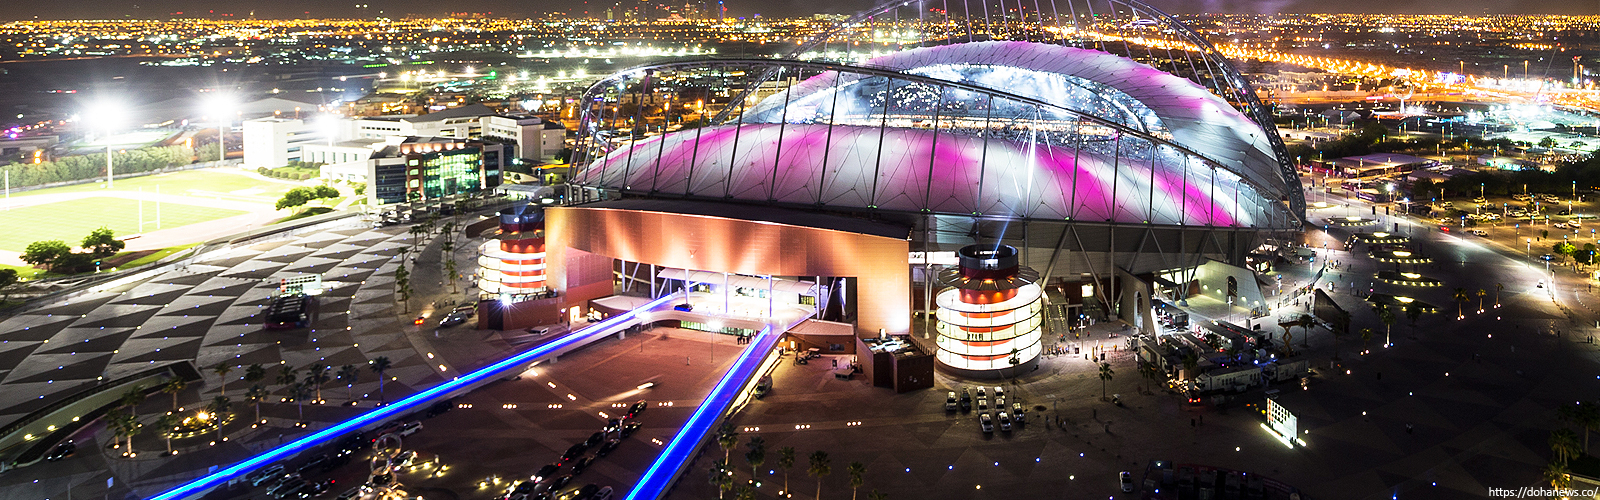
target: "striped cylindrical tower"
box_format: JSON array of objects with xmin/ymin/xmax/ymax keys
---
[
  {"xmin": 477, "ymin": 207, "xmax": 548, "ymax": 294},
  {"xmin": 933, "ymin": 244, "xmax": 1043, "ymax": 377}
]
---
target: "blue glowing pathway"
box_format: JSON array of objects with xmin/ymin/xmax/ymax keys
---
[
  {"xmin": 148, "ymin": 293, "xmax": 678, "ymax": 500},
  {"xmin": 623, "ymin": 324, "xmax": 779, "ymax": 500}
]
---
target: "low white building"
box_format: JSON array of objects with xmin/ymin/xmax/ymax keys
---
[
  {"xmin": 350, "ymin": 104, "xmax": 565, "ymax": 162},
  {"xmin": 242, "ymin": 118, "xmax": 328, "ymax": 169}
]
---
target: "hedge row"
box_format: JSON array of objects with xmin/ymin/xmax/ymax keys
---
[{"xmin": 3, "ymin": 145, "xmax": 195, "ymax": 189}]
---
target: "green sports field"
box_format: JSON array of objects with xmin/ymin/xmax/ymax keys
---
[
  {"xmin": 11, "ymin": 169, "xmax": 298, "ymax": 206},
  {"xmin": 0, "ymin": 197, "xmax": 246, "ymax": 252}
]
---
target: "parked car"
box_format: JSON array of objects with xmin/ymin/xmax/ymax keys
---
[
  {"xmin": 561, "ymin": 443, "xmax": 588, "ymax": 462},
  {"xmin": 297, "ymin": 454, "xmax": 331, "ymax": 475},
  {"xmin": 1439, "ymin": 201, "xmax": 1454, "ymax": 208},
  {"xmin": 979, "ymin": 412, "xmax": 993, "ymax": 433},
  {"xmin": 596, "ymin": 438, "xmax": 621, "ymax": 457},
  {"xmin": 251, "ymin": 465, "xmax": 288, "ymax": 487},
  {"xmin": 1012, "ymin": 402, "xmax": 1025, "ymax": 421},
  {"xmin": 627, "ymin": 400, "xmax": 648, "ymax": 418},
  {"xmin": 1120, "ymin": 471, "xmax": 1135, "ymax": 492},
  {"xmin": 997, "ymin": 411, "xmax": 1012, "ymax": 432},
  {"xmin": 584, "ymin": 432, "xmax": 606, "ymax": 448},
  {"xmin": 1469, "ymin": 229, "xmax": 1488, "ymax": 236},
  {"xmin": 945, "ymin": 391, "xmax": 958, "ymax": 411},
  {"xmin": 604, "ymin": 418, "xmax": 623, "ymax": 434},
  {"xmin": 1473, "ymin": 196, "xmax": 1487, "ymax": 204},
  {"xmin": 292, "ymin": 479, "xmax": 335, "ymax": 498},
  {"xmin": 591, "ymin": 486, "xmax": 614, "ymax": 500},
  {"xmin": 569, "ymin": 456, "xmax": 595, "ymax": 475},
  {"xmin": 619, "ymin": 422, "xmax": 641, "ymax": 438},
  {"xmin": 545, "ymin": 475, "xmax": 574, "ymax": 491},
  {"xmin": 335, "ymin": 486, "xmax": 368, "ymax": 500},
  {"xmin": 976, "ymin": 398, "xmax": 988, "ymax": 411},
  {"xmin": 535, "ymin": 463, "xmax": 563, "ymax": 481}
]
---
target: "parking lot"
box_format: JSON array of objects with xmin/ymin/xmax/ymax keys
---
[{"xmin": 216, "ymin": 326, "xmax": 742, "ymax": 500}]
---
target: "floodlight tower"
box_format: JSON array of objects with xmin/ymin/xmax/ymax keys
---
[
  {"xmin": 93, "ymin": 100, "xmax": 129, "ymax": 188},
  {"xmin": 205, "ymin": 93, "xmax": 237, "ymax": 163}
]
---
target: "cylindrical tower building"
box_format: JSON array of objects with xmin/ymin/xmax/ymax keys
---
[
  {"xmin": 933, "ymin": 245, "xmax": 1043, "ymax": 378},
  {"xmin": 477, "ymin": 206, "xmax": 548, "ymax": 296}
]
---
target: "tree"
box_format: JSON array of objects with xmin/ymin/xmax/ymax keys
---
[
  {"xmin": 208, "ymin": 395, "xmax": 232, "ymax": 443},
  {"xmin": 1494, "ymin": 282, "xmax": 1503, "ymax": 308},
  {"xmin": 745, "ymin": 437, "xmax": 767, "ymax": 484},
  {"xmin": 1556, "ymin": 242, "xmax": 1579, "ymax": 265},
  {"xmin": 337, "ymin": 364, "xmax": 360, "ymax": 402},
  {"xmin": 1476, "ymin": 288, "xmax": 1487, "ymax": 313},
  {"xmin": 82, "ymin": 227, "xmax": 125, "ymax": 259},
  {"xmin": 395, "ymin": 251, "xmax": 412, "ymax": 313},
  {"xmin": 1560, "ymin": 403, "xmax": 1600, "ymax": 453},
  {"xmin": 777, "ymin": 446, "xmax": 796, "ymax": 497},
  {"xmin": 276, "ymin": 365, "xmax": 297, "ymax": 391},
  {"xmin": 1453, "ymin": 288, "xmax": 1469, "ymax": 320},
  {"xmin": 0, "ymin": 268, "xmax": 19, "ymax": 301},
  {"xmin": 716, "ymin": 423, "xmax": 740, "ymax": 464},
  {"xmin": 212, "ymin": 361, "xmax": 234, "ymax": 398},
  {"xmin": 1552, "ymin": 428, "xmax": 1582, "ymax": 464},
  {"xmin": 847, "ymin": 462, "xmax": 866, "ymax": 500},
  {"xmin": 312, "ymin": 185, "xmax": 340, "ymax": 200},
  {"xmin": 156, "ymin": 413, "xmax": 180, "ymax": 456},
  {"xmin": 1545, "ymin": 460, "xmax": 1573, "ymax": 489},
  {"xmin": 1181, "ymin": 352, "xmax": 1198, "ymax": 380},
  {"xmin": 288, "ymin": 380, "xmax": 312, "ymax": 424},
  {"xmin": 1377, "ymin": 305, "xmax": 1396, "ymax": 347},
  {"xmin": 275, "ymin": 188, "xmax": 311, "ymax": 211},
  {"xmin": 1404, "ymin": 305, "xmax": 1422, "ymax": 337},
  {"xmin": 709, "ymin": 459, "xmax": 735, "ymax": 500},
  {"xmin": 1540, "ymin": 136, "xmax": 1559, "ymax": 149},
  {"xmin": 243, "ymin": 364, "xmax": 266, "ymax": 387},
  {"xmin": 807, "ymin": 451, "xmax": 831, "ymax": 500},
  {"xmin": 21, "ymin": 240, "xmax": 72, "ymax": 271},
  {"xmin": 1360, "ymin": 327, "xmax": 1374, "ymax": 351},
  {"xmin": 352, "ymin": 183, "xmax": 366, "ymax": 196},
  {"xmin": 245, "ymin": 384, "xmax": 269, "ymax": 425},
  {"xmin": 162, "ymin": 377, "xmax": 188, "ymax": 412},
  {"xmin": 867, "ymin": 490, "xmax": 888, "ymax": 500},
  {"xmin": 305, "ymin": 363, "xmax": 330, "ymax": 403},
  {"xmin": 1098, "ymin": 361, "xmax": 1115, "ymax": 400},
  {"xmin": 370, "ymin": 357, "xmax": 392, "ymax": 405}
]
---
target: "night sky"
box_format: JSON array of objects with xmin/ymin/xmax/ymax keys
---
[{"xmin": 1, "ymin": 0, "xmax": 1593, "ymax": 20}]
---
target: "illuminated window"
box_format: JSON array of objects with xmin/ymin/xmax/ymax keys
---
[{"xmin": 1081, "ymin": 284, "xmax": 1094, "ymax": 298}]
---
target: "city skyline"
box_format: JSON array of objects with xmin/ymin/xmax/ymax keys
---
[{"xmin": 2, "ymin": 0, "xmax": 1598, "ymax": 21}]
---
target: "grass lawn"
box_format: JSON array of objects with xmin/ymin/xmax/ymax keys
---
[
  {"xmin": 0, "ymin": 197, "xmax": 245, "ymax": 252},
  {"xmin": 115, "ymin": 243, "xmax": 199, "ymax": 270},
  {"xmin": 11, "ymin": 169, "xmax": 299, "ymax": 206}
]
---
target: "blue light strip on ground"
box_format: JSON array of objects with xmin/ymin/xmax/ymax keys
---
[
  {"xmin": 149, "ymin": 293, "xmax": 679, "ymax": 500},
  {"xmin": 625, "ymin": 324, "xmax": 776, "ymax": 500}
]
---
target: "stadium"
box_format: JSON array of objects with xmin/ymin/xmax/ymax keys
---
[{"xmin": 540, "ymin": 0, "xmax": 1305, "ymax": 378}]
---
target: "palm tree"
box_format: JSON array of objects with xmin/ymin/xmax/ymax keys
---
[
  {"xmin": 305, "ymin": 363, "xmax": 330, "ymax": 403},
  {"xmin": 243, "ymin": 363, "xmax": 266, "ymax": 389},
  {"xmin": 208, "ymin": 395, "xmax": 232, "ymax": 444},
  {"xmin": 734, "ymin": 484, "xmax": 755, "ymax": 500},
  {"xmin": 1552, "ymin": 428, "xmax": 1581, "ymax": 464},
  {"xmin": 245, "ymin": 384, "xmax": 269, "ymax": 425},
  {"xmin": 1404, "ymin": 305, "xmax": 1422, "ymax": 337},
  {"xmin": 709, "ymin": 459, "xmax": 735, "ymax": 500},
  {"xmin": 807, "ymin": 451, "xmax": 831, "ymax": 500},
  {"xmin": 1377, "ymin": 305, "xmax": 1396, "ymax": 347},
  {"xmin": 777, "ymin": 447, "xmax": 796, "ymax": 498},
  {"xmin": 847, "ymin": 462, "xmax": 866, "ymax": 500},
  {"xmin": 1098, "ymin": 362, "xmax": 1115, "ymax": 400},
  {"xmin": 105, "ymin": 407, "xmax": 129, "ymax": 453},
  {"xmin": 745, "ymin": 437, "xmax": 766, "ymax": 481},
  {"xmin": 276, "ymin": 365, "xmax": 297, "ymax": 392},
  {"xmin": 369, "ymin": 357, "xmax": 392, "ymax": 405},
  {"xmin": 162, "ymin": 378, "xmax": 187, "ymax": 412},
  {"xmin": 1297, "ymin": 315, "xmax": 1316, "ymax": 347},
  {"xmin": 716, "ymin": 423, "xmax": 740, "ymax": 464},
  {"xmin": 1359, "ymin": 327, "xmax": 1374, "ymax": 351},
  {"xmin": 1453, "ymin": 287, "xmax": 1469, "ymax": 319},
  {"xmin": 212, "ymin": 361, "xmax": 234, "ymax": 398},
  {"xmin": 156, "ymin": 413, "xmax": 180, "ymax": 456},
  {"xmin": 1476, "ymin": 288, "xmax": 1487, "ymax": 313},
  {"xmin": 1181, "ymin": 353, "xmax": 1198, "ymax": 380},
  {"xmin": 1545, "ymin": 460, "xmax": 1572, "ymax": 489},
  {"xmin": 1494, "ymin": 283, "xmax": 1503, "ymax": 308},
  {"xmin": 288, "ymin": 380, "xmax": 313, "ymax": 425},
  {"xmin": 1559, "ymin": 404, "xmax": 1600, "ymax": 453},
  {"xmin": 337, "ymin": 364, "xmax": 361, "ymax": 402},
  {"xmin": 119, "ymin": 386, "xmax": 146, "ymax": 424},
  {"xmin": 866, "ymin": 490, "xmax": 888, "ymax": 500}
]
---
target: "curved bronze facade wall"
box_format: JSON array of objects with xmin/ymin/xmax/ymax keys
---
[{"xmin": 545, "ymin": 206, "xmax": 912, "ymax": 337}]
